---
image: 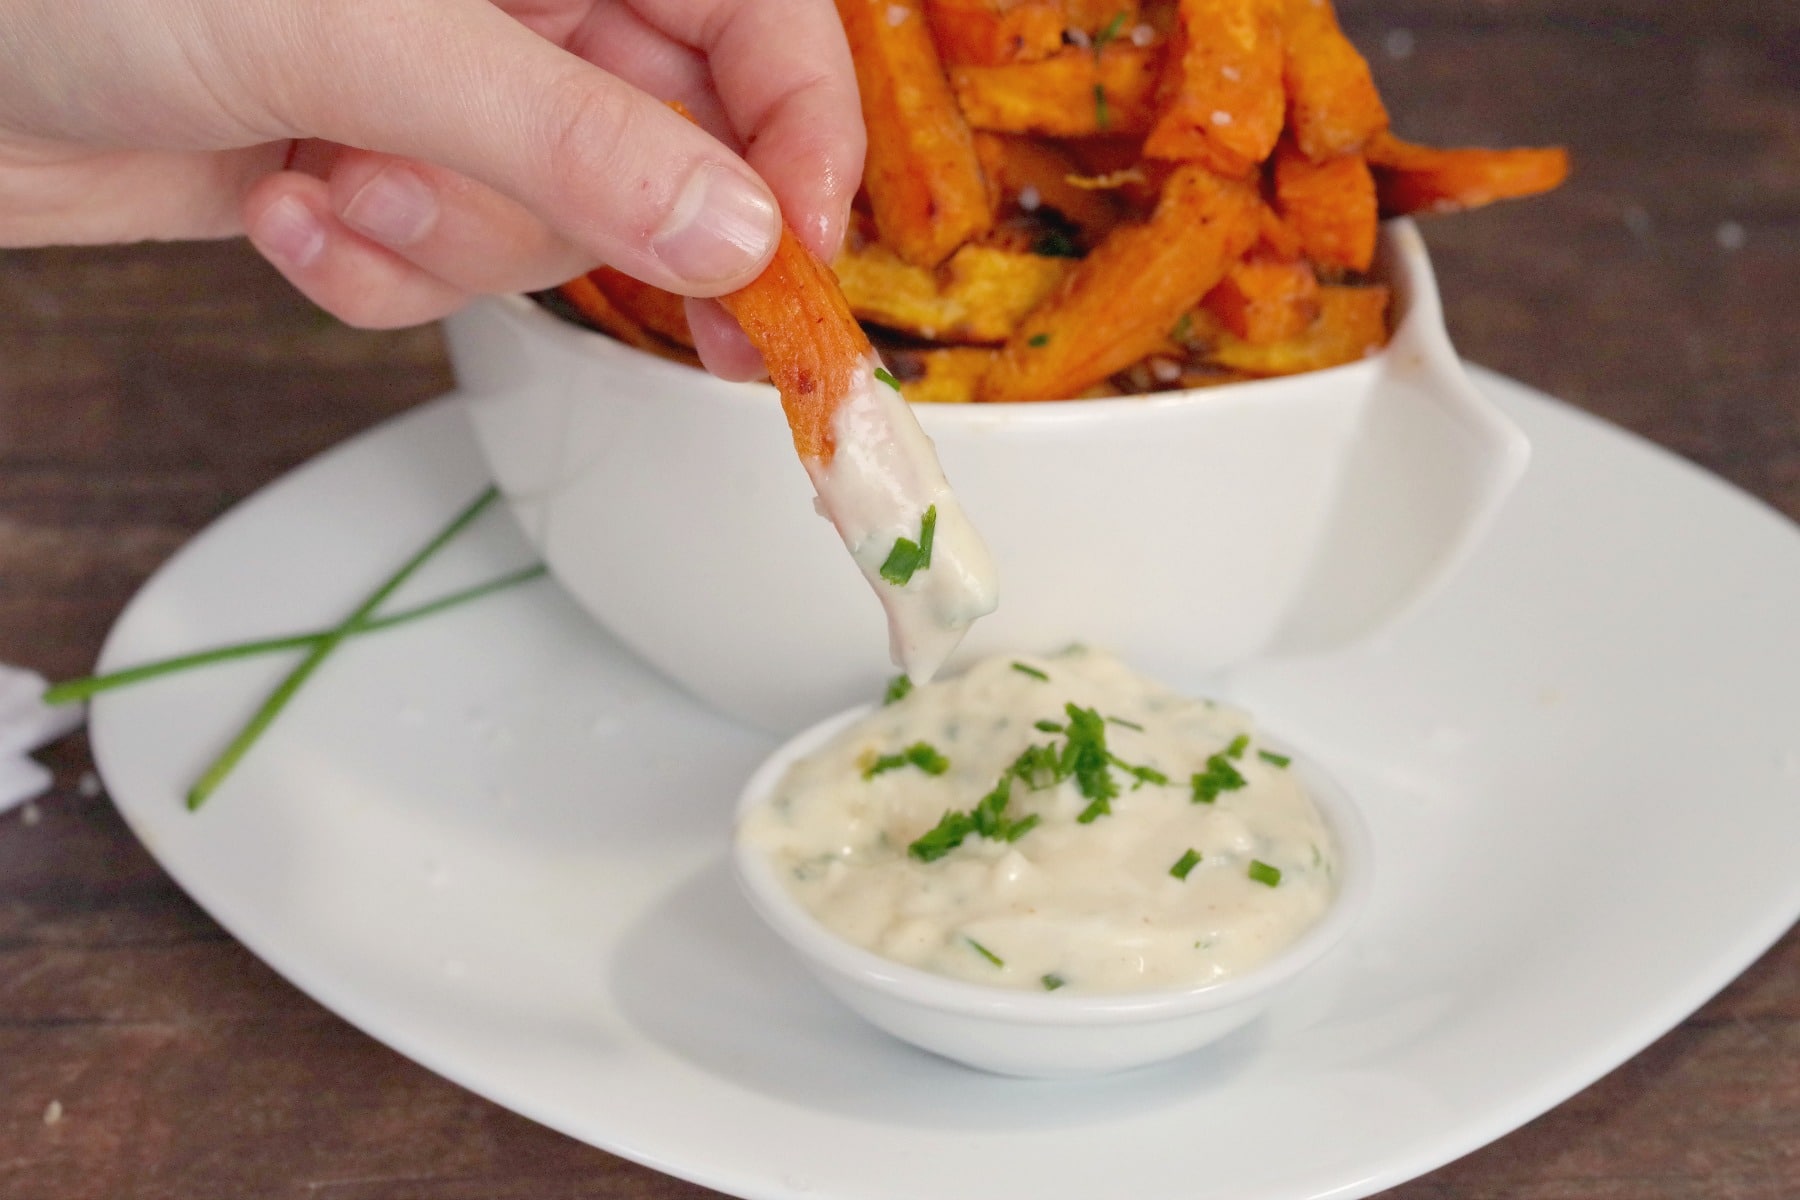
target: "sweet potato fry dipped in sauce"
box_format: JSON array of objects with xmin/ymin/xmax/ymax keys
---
[{"xmin": 718, "ymin": 228, "xmax": 998, "ymax": 681}]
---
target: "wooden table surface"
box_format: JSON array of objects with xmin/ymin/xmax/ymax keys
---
[{"xmin": 2, "ymin": 1, "xmax": 1795, "ymax": 1196}]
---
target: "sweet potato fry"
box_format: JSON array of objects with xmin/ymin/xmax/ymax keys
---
[
  {"xmin": 972, "ymin": 132, "xmax": 1128, "ymax": 239},
  {"xmin": 839, "ymin": 0, "xmax": 993, "ymax": 267},
  {"xmin": 980, "ymin": 165, "xmax": 1262, "ymax": 400},
  {"xmin": 1271, "ymin": 141, "xmax": 1377, "ymax": 271},
  {"xmin": 887, "ymin": 345, "xmax": 1000, "ymax": 402},
  {"xmin": 1280, "ymin": 0, "xmax": 1386, "ymax": 159},
  {"xmin": 1366, "ymin": 131, "xmax": 1570, "ymax": 215},
  {"xmin": 1201, "ymin": 282, "xmax": 1388, "ymax": 374},
  {"xmin": 1202, "ymin": 249, "xmax": 1320, "ymax": 343},
  {"xmin": 951, "ymin": 44, "xmax": 1164, "ymax": 137},
  {"xmin": 836, "ymin": 239, "xmax": 1075, "ymax": 342},
  {"xmin": 927, "ymin": 0, "xmax": 1065, "ymax": 65},
  {"xmin": 591, "ymin": 267, "xmax": 695, "ymax": 348},
  {"xmin": 718, "ymin": 229, "xmax": 872, "ymax": 463},
  {"xmin": 1144, "ymin": 0, "xmax": 1285, "ymax": 176},
  {"xmin": 556, "ymin": 275, "xmax": 686, "ymax": 358}
]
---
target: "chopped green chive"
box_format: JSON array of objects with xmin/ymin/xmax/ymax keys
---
[
  {"xmin": 873, "ymin": 365, "xmax": 901, "ymax": 391},
  {"xmin": 1225, "ymin": 734, "xmax": 1250, "ymax": 758},
  {"xmin": 186, "ymin": 485, "xmax": 503, "ymax": 810},
  {"xmin": 1032, "ymin": 229, "xmax": 1081, "ymax": 258},
  {"xmin": 1028, "ymin": 332, "xmax": 1051, "ymax": 347},
  {"xmin": 864, "ymin": 741, "xmax": 950, "ymax": 780},
  {"xmin": 1076, "ymin": 797, "xmax": 1111, "ymax": 823},
  {"xmin": 967, "ymin": 937, "xmax": 1005, "ymax": 968},
  {"xmin": 1170, "ymin": 848, "xmax": 1202, "ymax": 880},
  {"xmin": 909, "ymin": 809, "xmax": 977, "ymax": 862},
  {"xmin": 1171, "ymin": 312, "xmax": 1194, "ymax": 344},
  {"xmin": 1257, "ymin": 748, "xmax": 1292, "ymax": 767},
  {"xmin": 1247, "ymin": 859, "xmax": 1283, "ymax": 887},
  {"xmin": 1191, "ymin": 751, "xmax": 1247, "ymax": 803},
  {"xmin": 1094, "ymin": 83, "xmax": 1110, "ymax": 130},
  {"xmin": 1011, "ymin": 661, "xmax": 1050, "ymax": 681},
  {"xmin": 878, "ymin": 504, "xmax": 938, "ymax": 585},
  {"xmin": 882, "ymin": 674, "xmax": 914, "ymax": 705},
  {"xmin": 1093, "ymin": 11, "xmax": 1128, "ymax": 55},
  {"xmin": 1041, "ymin": 973, "xmax": 1066, "ymax": 991},
  {"xmin": 1106, "ymin": 715, "xmax": 1144, "ymax": 731},
  {"xmin": 1033, "ymin": 719, "xmax": 1065, "ymax": 733}
]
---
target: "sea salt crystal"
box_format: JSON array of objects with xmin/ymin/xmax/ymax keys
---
[
  {"xmin": 43, "ymin": 1100, "xmax": 63, "ymax": 1126},
  {"xmin": 1210, "ymin": 110, "xmax": 1233, "ymax": 126},
  {"xmin": 1066, "ymin": 29, "xmax": 1091, "ymax": 48},
  {"xmin": 1150, "ymin": 358, "xmax": 1183, "ymax": 384},
  {"xmin": 1130, "ymin": 24, "xmax": 1155, "ymax": 46},
  {"xmin": 1017, "ymin": 185, "xmax": 1042, "ymax": 212},
  {"xmin": 1715, "ymin": 220, "xmax": 1746, "ymax": 251},
  {"xmin": 1384, "ymin": 28, "xmax": 1415, "ymax": 59},
  {"xmin": 886, "ymin": 3, "xmax": 909, "ymax": 25},
  {"xmin": 1220, "ymin": 64, "xmax": 1241, "ymax": 82}
]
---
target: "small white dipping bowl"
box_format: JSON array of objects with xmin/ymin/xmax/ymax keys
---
[
  {"xmin": 733, "ymin": 706, "xmax": 1374, "ymax": 1078},
  {"xmin": 447, "ymin": 219, "xmax": 1527, "ymax": 734}
]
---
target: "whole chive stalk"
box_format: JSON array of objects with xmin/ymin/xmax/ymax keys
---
[
  {"xmin": 185, "ymin": 485, "xmax": 502, "ymax": 810},
  {"xmin": 45, "ymin": 565, "xmax": 546, "ymax": 705}
]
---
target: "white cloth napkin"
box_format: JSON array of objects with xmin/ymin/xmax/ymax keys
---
[{"xmin": 0, "ymin": 664, "xmax": 85, "ymax": 813}]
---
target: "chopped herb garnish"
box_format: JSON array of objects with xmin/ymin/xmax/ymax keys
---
[
  {"xmin": 1257, "ymin": 748, "xmax": 1292, "ymax": 767},
  {"xmin": 1092, "ymin": 10, "xmax": 1128, "ymax": 56},
  {"xmin": 1011, "ymin": 661, "xmax": 1050, "ymax": 681},
  {"xmin": 1191, "ymin": 751, "xmax": 1247, "ymax": 803},
  {"xmin": 1031, "ymin": 229, "xmax": 1081, "ymax": 258},
  {"xmin": 1094, "ymin": 83, "xmax": 1110, "ymax": 130},
  {"xmin": 1028, "ymin": 332, "xmax": 1052, "ymax": 347},
  {"xmin": 1225, "ymin": 734, "xmax": 1250, "ymax": 758},
  {"xmin": 1076, "ymin": 797, "xmax": 1111, "ymax": 823},
  {"xmin": 909, "ymin": 809, "xmax": 977, "ymax": 862},
  {"xmin": 1106, "ymin": 715, "xmax": 1144, "ymax": 731},
  {"xmin": 967, "ymin": 937, "xmax": 1005, "ymax": 967},
  {"xmin": 882, "ymin": 674, "xmax": 914, "ymax": 705},
  {"xmin": 864, "ymin": 741, "xmax": 950, "ymax": 780},
  {"xmin": 1114, "ymin": 758, "xmax": 1168, "ymax": 788},
  {"xmin": 1170, "ymin": 848, "xmax": 1202, "ymax": 880},
  {"xmin": 1033, "ymin": 719, "xmax": 1065, "ymax": 734},
  {"xmin": 1041, "ymin": 973, "xmax": 1066, "ymax": 991},
  {"xmin": 1247, "ymin": 859, "xmax": 1283, "ymax": 887},
  {"xmin": 878, "ymin": 504, "xmax": 938, "ymax": 586},
  {"xmin": 1171, "ymin": 312, "xmax": 1195, "ymax": 344},
  {"xmin": 873, "ymin": 365, "xmax": 901, "ymax": 391}
]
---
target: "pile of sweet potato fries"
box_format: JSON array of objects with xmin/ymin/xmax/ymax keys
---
[{"xmin": 556, "ymin": 0, "xmax": 1567, "ymax": 402}]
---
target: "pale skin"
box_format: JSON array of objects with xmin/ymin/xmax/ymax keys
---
[{"xmin": 0, "ymin": 0, "xmax": 866, "ymax": 379}]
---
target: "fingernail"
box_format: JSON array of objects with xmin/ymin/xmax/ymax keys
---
[
  {"xmin": 251, "ymin": 195, "xmax": 326, "ymax": 270},
  {"xmin": 340, "ymin": 163, "xmax": 438, "ymax": 247},
  {"xmin": 651, "ymin": 165, "xmax": 778, "ymax": 287}
]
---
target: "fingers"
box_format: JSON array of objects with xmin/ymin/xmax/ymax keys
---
[
  {"xmin": 243, "ymin": 171, "xmax": 469, "ymax": 328},
  {"xmin": 617, "ymin": 0, "xmax": 866, "ymax": 259},
  {"xmin": 686, "ymin": 298, "xmax": 768, "ymax": 381},
  {"xmin": 259, "ymin": 0, "xmax": 783, "ymax": 296}
]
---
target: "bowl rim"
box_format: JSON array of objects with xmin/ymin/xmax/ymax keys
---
[
  {"xmin": 732, "ymin": 699, "xmax": 1375, "ymax": 1027},
  {"xmin": 470, "ymin": 218, "xmax": 1438, "ymax": 422}
]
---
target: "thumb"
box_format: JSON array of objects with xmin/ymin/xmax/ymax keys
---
[{"xmin": 257, "ymin": 0, "xmax": 781, "ymax": 295}]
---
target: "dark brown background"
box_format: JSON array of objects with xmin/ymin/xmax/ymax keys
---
[{"xmin": 3, "ymin": 1, "xmax": 1796, "ymax": 1196}]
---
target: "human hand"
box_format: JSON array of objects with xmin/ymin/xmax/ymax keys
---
[{"xmin": 0, "ymin": 0, "xmax": 864, "ymax": 376}]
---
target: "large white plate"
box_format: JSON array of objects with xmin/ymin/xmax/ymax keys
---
[{"xmin": 91, "ymin": 369, "xmax": 1800, "ymax": 1200}]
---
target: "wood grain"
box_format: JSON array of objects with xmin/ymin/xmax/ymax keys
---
[{"xmin": 2, "ymin": 1, "xmax": 1795, "ymax": 1196}]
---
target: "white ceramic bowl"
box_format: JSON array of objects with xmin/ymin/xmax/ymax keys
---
[
  {"xmin": 446, "ymin": 220, "xmax": 1527, "ymax": 734},
  {"xmin": 732, "ymin": 706, "xmax": 1374, "ymax": 1078}
]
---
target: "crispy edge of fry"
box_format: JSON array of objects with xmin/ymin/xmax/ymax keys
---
[
  {"xmin": 926, "ymin": 0, "xmax": 1065, "ymax": 65},
  {"xmin": 1279, "ymin": 0, "xmax": 1386, "ymax": 160},
  {"xmin": 556, "ymin": 274, "xmax": 701, "ymax": 363},
  {"xmin": 951, "ymin": 43, "xmax": 1165, "ymax": 137},
  {"xmin": 1271, "ymin": 141, "xmax": 1377, "ymax": 272},
  {"xmin": 972, "ymin": 131, "xmax": 1127, "ymax": 240},
  {"xmin": 1202, "ymin": 249, "xmax": 1321, "ymax": 343},
  {"xmin": 591, "ymin": 266, "xmax": 695, "ymax": 348},
  {"xmin": 1366, "ymin": 131, "xmax": 1570, "ymax": 215},
  {"xmin": 718, "ymin": 228, "xmax": 875, "ymax": 464},
  {"xmin": 978, "ymin": 164, "xmax": 1263, "ymax": 400},
  {"xmin": 836, "ymin": 238, "xmax": 1074, "ymax": 342},
  {"xmin": 1143, "ymin": 0, "xmax": 1285, "ymax": 175},
  {"xmin": 1201, "ymin": 282, "xmax": 1388, "ymax": 374},
  {"xmin": 841, "ymin": 0, "xmax": 994, "ymax": 267}
]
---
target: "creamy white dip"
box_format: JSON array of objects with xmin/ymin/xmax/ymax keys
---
[
  {"xmin": 739, "ymin": 648, "xmax": 1338, "ymax": 992},
  {"xmin": 804, "ymin": 358, "xmax": 998, "ymax": 682}
]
